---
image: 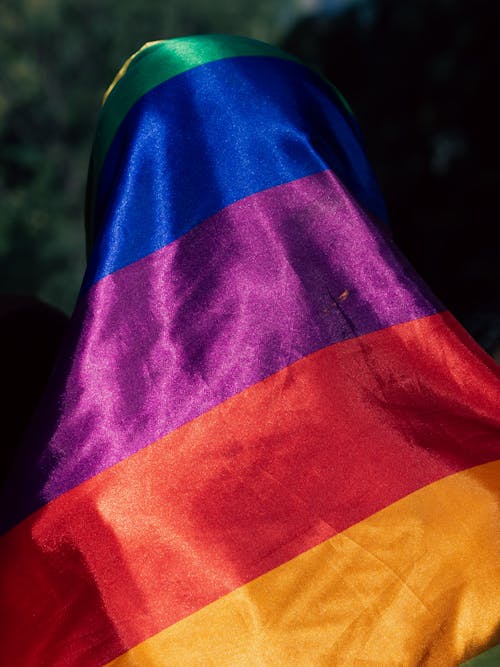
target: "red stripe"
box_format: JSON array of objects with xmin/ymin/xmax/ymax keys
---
[{"xmin": 1, "ymin": 312, "xmax": 499, "ymax": 666}]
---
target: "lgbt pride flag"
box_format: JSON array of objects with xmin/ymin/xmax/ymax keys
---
[{"xmin": 1, "ymin": 35, "xmax": 500, "ymax": 665}]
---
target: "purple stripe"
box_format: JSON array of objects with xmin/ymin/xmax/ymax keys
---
[{"xmin": 2, "ymin": 170, "xmax": 440, "ymax": 528}]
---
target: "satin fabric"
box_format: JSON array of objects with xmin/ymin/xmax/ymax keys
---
[{"xmin": 1, "ymin": 35, "xmax": 499, "ymax": 666}]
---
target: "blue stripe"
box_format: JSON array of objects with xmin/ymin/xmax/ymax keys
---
[{"xmin": 85, "ymin": 56, "xmax": 387, "ymax": 289}]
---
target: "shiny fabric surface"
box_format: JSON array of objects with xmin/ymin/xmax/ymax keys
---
[
  {"xmin": 104, "ymin": 459, "xmax": 500, "ymax": 666},
  {"xmin": 1, "ymin": 170, "xmax": 437, "ymax": 528},
  {"xmin": 87, "ymin": 55, "xmax": 387, "ymax": 286},
  {"xmin": 1, "ymin": 35, "xmax": 499, "ymax": 666}
]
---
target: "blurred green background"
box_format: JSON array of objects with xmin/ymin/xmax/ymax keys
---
[{"xmin": 1, "ymin": 0, "xmax": 499, "ymax": 353}]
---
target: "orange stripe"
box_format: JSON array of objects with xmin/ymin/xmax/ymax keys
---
[
  {"xmin": 1, "ymin": 313, "xmax": 499, "ymax": 666},
  {"xmin": 107, "ymin": 459, "xmax": 500, "ymax": 666}
]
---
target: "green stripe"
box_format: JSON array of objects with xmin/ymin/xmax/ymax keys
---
[{"xmin": 460, "ymin": 644, "xmax": 500, "ymax": 666}]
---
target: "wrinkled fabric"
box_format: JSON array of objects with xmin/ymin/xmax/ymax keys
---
[{"xmin": 1, "ymin": 35, "xmax": 499, "ymax": 667}]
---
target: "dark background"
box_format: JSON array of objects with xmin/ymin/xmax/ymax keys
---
[{"xmin": 1, "ymin": 0, "xmax": 499, "ymax": 352}]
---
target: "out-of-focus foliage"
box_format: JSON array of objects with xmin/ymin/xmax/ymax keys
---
[
  {"xmin": 0, "ymin": 0, "xmax": 285, "ymax": 312},
  {"xmin": 284, "ymin": 0, "xmax": 500, "ymax": 352}
]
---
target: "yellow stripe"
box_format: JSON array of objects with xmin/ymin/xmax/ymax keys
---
[
  {"xmin": 102, "ymin": 41, "xmax": 160, "ymax": 105},
  {"xmin": 107, "ymin": 460, "xmax": 500, "ymax": 666}
]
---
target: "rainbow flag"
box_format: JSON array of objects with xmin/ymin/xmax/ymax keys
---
[{"xmin": 1, "ymin": 35, "xmax": 500, "ymax": 666}]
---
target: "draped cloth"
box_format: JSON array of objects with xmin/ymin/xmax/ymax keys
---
[{"xmin": 1, "ymin": 35, "xmax": 499, "ymax": 666}]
